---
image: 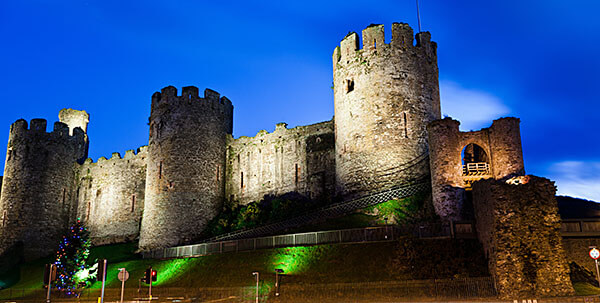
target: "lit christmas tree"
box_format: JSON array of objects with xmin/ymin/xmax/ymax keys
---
[{"xmin": 53, "ymin": 219, "xmax": 95, "ymax": 296}]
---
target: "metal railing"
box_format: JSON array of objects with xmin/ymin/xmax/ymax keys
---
[
  {"xmin": 462, "ymin": 162, "xmax": 491, "ymax": 176},
  {"xmin": 143, "ymin": 224, "xmax": 452, "ymax": 259},
  {"xmin": 202, "ymin": 180, "xmax": 430, "ymax": 244},
  {"xmin": 561, "ymin": 219, "xmax": 600, "ymax": 237}
]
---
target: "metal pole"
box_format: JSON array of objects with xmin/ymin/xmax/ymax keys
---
[
  {"xmin": 416, "ymin": 0, "xmax": 423, "ymax": 33},
  {"xmin": 149, "ymin": 277, "xmax": 152, "ymax": 299},
  {"xmin": 252, "ymin": 272, "xmax": 259, "ymax": 303},
  {"xmin": 275, "ymin": 271, "xmax": 279, "ymax": 297},
  {"xmin": 100, "ymin": 260, "xmax": 107, "ymax": 303},
  {"xmin": 120, "ymin": 269, "xmax": 125, "ymax": 303},
  {"xmin": 46, "ymin": 264, "xmax": 53, "ymax": 303},
  {"xmin": 595, "ymin": 259, "xmax": 600, "ymax": 288}
]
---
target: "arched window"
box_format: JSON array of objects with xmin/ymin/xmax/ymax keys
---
[{"xmin": 461, "ymin": 143, "xmax": 490, "ymax": 176}]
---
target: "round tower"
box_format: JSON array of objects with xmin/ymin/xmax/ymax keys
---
[
  {"xmin": 139, "ymin": 86, "xmax": 233, "ymax": 250},
  {"xmin": 0, "ymin": 111, "xmax": 89, "ymax": 260},
  {"xmin": 332, "ymin": 23, "xmax": 441, "ymax": 197}
]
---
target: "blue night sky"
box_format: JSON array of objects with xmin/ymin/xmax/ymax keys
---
[{"xmin": 1, "ymin": 1, "xmax": 599, "ymax": 201}]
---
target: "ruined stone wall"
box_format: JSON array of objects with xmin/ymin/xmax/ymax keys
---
[
  {"xmin": 332, "ymin": 23, "xmax": 439, "ymax": 198},
  {"xmin": 225, "ymin": 120, "xmax": 335, "ymax": 205},
  {"xmin": 76, "ymin": 147, "xmax": 147, "ymax": 245},
  {"xmin": 427, "ymin": 117, "xmax": 524, "ymax": 220},
  {"xmin": 139, "ymin": 86, "xmax": 233, "ymax": 250},
  {"xmin": 472, "ymin": 176, "xmax": 574, "ymax": 299},
  {"xmin": 0, "ymin": 113, "xmax": 88, "ymax": 260}
]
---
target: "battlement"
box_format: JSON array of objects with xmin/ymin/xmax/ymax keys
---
[
  {"xmin": 231, "ymin": 120, "xmax": 333, "ymax": 144},
  {"xmin": 9, "ymin": 118, "xmax": 86, "ymax": 142},
  {"xmin": 151, "ymin": 85, "xmax": 233, "ymax": 111},
  {"xmin": 332, "ymin": 22, "xmax": 435, "ymax": 66},
  {"xmin": 82, "ymin": 146, "xmax": 148, "ymax": 166}
]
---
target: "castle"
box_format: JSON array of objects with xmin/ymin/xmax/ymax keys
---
[{"xmin": 0, "ymin": 23, "xmax": 525, "ymax": 260}]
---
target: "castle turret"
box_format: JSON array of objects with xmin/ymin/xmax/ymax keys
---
[
  {"xmin": 427, "ymin": 117, "xmax": 525, "ymax": 221},
  {"xmin": 332, "ymin": 23, "xmax": 440, "ymax": 197},
  {"xmin": 0, "ymin": 111, "xmax": 89, "ymax": 260},
  {"xmin": 139, "ymin": 86, "xmax": 233, "ymax": 250}
]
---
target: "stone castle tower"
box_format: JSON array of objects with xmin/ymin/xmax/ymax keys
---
[
  {"xmin": 0, "ymin": 22, "xmax": 529, "ymax": 259},
  {"xmin": 332, "ymin": 23, "xmax": 440, "ymax": 197},
  {"xmin": 0, "ymin": 109, "xmax": 89, "ymax": 260},
  {"xmin": 139, "ymin": 86, "xmax": 233, "ymax": 250}
]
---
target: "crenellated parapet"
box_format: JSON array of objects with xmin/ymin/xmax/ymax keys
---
[
  {"xmin": 150, "ymin": 86, "xmax": 233, "ymax": 135},
  {"xmin": 332, "ymin": 23, "xmax": 440, "ymax": 198},
  {"xmin": 333, "ymin": 23, "xmax": 436, "ymax": 71}
]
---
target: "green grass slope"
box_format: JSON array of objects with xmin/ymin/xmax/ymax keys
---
[{"xmin": 1, "ymin": 237, "xmax": 488, "ymax": 295}]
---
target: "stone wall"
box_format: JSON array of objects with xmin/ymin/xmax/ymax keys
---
[
  {"xmin": 332, "ymin": 23, "xmax": 439, "ymax": 198},
  {"xmin": 472, "ymin": 176, "xmax": 574, "ymax": 299},
  {"xmin": 427, "ymin": 117, "xmax": 524, "ymax": 220},
  {"xmin": 139, "ymin": 86, "xmax": 233, "ymax": 250},
  {"xmin": 562, "ymin": 238, "xmax": 600, "ymax": 274},
  {"xmin": 225, "ymin": 120, "xmax": 335, "ymax": 205},
  {"xmin": 76, "ymin": 147, "xmax": 147, "ymax": 245},
  {"xmin": 0, "ymin": 113, "xmax": 88, "ymax": 260}
]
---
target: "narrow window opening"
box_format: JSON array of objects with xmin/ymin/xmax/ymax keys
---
[
  {"xmin": 216, "ymin": 165, "xmax": 220, "ymax": 182},
  {"xmin": 131, "ymin": 194, "xmax": 136, "ymax": 212},
  {"xmin": 86, "ymin": 201, "xmax": 91, "ymax": 221},
  {"xmin": 168, "ymin": 181, "xmax": 174, "ymax": 189},
  {"xmin": 2, "ymin": 210, "xmax": 7, "ymax": 227},
  {"xmin": 240, "ymin": 172, "xmax": 244, "ymax": 189},
  {"xmin": 295, "ymin": 164, "xmax": 299, "ymax": 186},
  {"xmin": 346, "ymin": 79, "xmax": 354, "ymax": 93},
  {"xmin": 403, "ymin": 112, "xmax": 408, "ymax": 138},
  {"xmin": 373, "ymin": 39, "xmax": 377, "ymax": 48},
  {"xmin": 159, "ymin": 161, "xmax": 163, "ymax": 179},
  {"xmin": 237, "ymin": 154, "xmax": 240, "ymax": 163},
  {"xmin": 62, "ymin": 188, "xmax": 66, "ymax": 205}
]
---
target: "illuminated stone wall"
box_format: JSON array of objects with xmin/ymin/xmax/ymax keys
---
[
  {"xmin": 0, "ymin": 111, "xmax": 88, "ymax": 260},
  {"xmin": 332, "ymin": 23, "xmax": 439, "ymax": 198},
  {"xmin": 76, "ymin": 148, "xmax": 147, "ymax": 245},
  {"xmin": 225, "ymin": 121, "xmax": 335, "ymax": 205},
  {"xmin": 139, "ymin": 86, "xmax": 233, "ymax": 250},
  {"xmin": 472, "ymin": 176, "xmax": 574, "ymax": 298},
  {"xmin": 427, "ymin": 117, "xmax": 524, "ymax": 221}
]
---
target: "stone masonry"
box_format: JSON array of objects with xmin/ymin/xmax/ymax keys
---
[
  {"xmin": 333, "ymin": 23, "xmax": 440, "ymax": 198},
  {"xmin": 226, "ymin": 121, "xmax": 335, "ymax": 206},
  {"xmin": 0, "ymin": 110, "xmax": 88, "ymax": 260},
  {"xmin": 0, "ymin": 22, "xmax": 534, "ymax": 260},
  {"xmin": 427, "ymin": 117, "xmax": 524, "ymax": 221},
  {"xmin": 472, "ymin": 176, "xmax": 574, "ymax": 298}
]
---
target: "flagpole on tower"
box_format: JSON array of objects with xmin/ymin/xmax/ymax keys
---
[{"xmin": 416, "ymin": 0, "xmax": 423, "ymax": 33}]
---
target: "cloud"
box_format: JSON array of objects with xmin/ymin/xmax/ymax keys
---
[
  {"xmin": 439, "ymin": 81, "xmax": 510, "ymax": 131},
  {"xmin": 547, "ymin": 161, "xmax": 600, "ymax": 202}
]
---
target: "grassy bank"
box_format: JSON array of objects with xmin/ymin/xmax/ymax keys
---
[{"xmin": 1, "ymin": 237, "xmax": 488, "ymax": 293}]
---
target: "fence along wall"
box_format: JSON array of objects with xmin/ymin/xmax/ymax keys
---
[
  {"xmin": 143, "ymin": 225, "xmax": 455, "ymax": 259},
  {"xmin": 225, "ymin": 120, "xmax": 335, "ymax": 205}
]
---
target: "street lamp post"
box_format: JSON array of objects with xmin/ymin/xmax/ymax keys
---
[
  {"xmin": 275, "ymin": 269, "xmax": 284, "ymax": 296},
  {"xmin": 252, "ymin": 272, "xmax": 259, "ymax": 303}
]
